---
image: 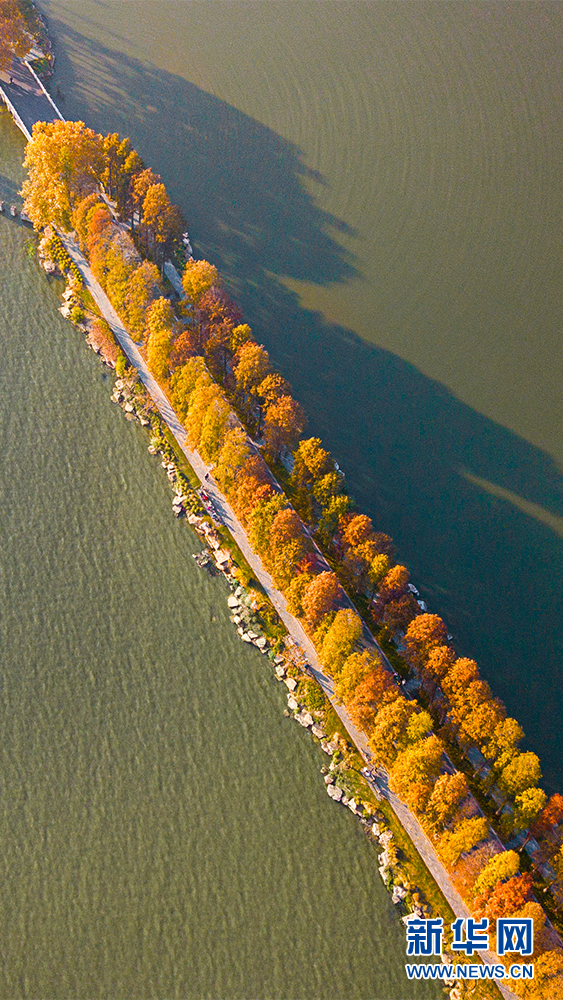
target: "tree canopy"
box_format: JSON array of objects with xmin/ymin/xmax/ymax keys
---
[
  {"xmin": 22, "ymin": 120, "xmax": 105, "ymax": 229},
  {"xmin": 0, "ymin": 1, "xmax": 30, "ymax": 71},
  {"xmin": 182, "ymin": 259, "xmax": 220, "ymax": 305},
  {"xmin": 474, "ymin": 850, "xmax": 519, "ymax": 896},
  {"xmin": 438, "ymin": 817, "xmax": 489, "ymax": 867},
  {"xmin": 302, "ymin": 572, "xmax": 341, "ymax": 629}
]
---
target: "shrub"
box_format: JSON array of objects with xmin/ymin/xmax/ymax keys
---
[
  {"xmin": 298, "ymin": 677, "xmax": 327, "ymax": 714},
  {"xmin": 70, "ymin": 306, "xmax": 85, "ymax": 324}
]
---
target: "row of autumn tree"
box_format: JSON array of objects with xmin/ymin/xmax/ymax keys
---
[
  {"xmin": 21, "ymin": 122, "xmax": 563, "ymax": 991},
  {"xmin": 22, "ymin": 120, "xmax": 185, "ymax": 267}
]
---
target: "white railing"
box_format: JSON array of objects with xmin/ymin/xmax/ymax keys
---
[
  {"xmin": 0, "ymin": 85, "xmax": 31, "ymax": 140},
  {"xmin": 24, "ymin": 60, "xmax": 65, "ymax": 122}
]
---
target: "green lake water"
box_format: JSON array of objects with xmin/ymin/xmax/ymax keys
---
[{"xmin": 0, "ymin": 113, "xmax": 439, "ymax": 997}]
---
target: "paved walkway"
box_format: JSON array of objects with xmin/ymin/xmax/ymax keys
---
[
  {"xmin": 0, "ymin": 58, "xmax": 62, "ymax": 140},
  {"xmin": 61, "ymin": 233, "xmax": 516, "ymax": 998}
]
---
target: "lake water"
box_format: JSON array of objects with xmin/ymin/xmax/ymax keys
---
[
  {"xmin": 0, "ymin": 112, "xmax": 439, "ymax": 996},
  {"xmin": 38, "ymin": 0, "xmax": 563, "ymax": 788}
]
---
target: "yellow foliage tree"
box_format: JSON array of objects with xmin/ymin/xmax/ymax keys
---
[
  {"xmin": 234, "ymin": 342, "xmax": 271, "ymax": 398},
  {"xmin": 388, "ymin": 735, "xmax": 444, "ymax": 813},
  {"xmin": 368, "ymin": 697, "xmax": 419, "ymax": 766},
  {"xmin": 147, "ymin": 328, "xmax": 172, "ymax": 381},
  {"xmin": 292, "ymin": 438, "xmax": 332, "ymax": 486},
  {"xmin": 511, "ymin": 787, "xmax": 547, "ymax": 834},
  {"xmin": 474, "ymin": 850, "xmax": 519, "ymax": 896},
  {"xmin": 317, "ymin": 609, "xmax": 363, "ymax": 676},
  {"xmin": 248, "ymin": 494, "xmax": 287, "ymax": 556},
  {"xmin": 426, "ymin": 771, "xmax": 468, "ymax": 830},
  {"xmin": 123, "ymin": 261, "xmax": 160, "ymax": 340},
  {"xmin": 334, "ymin": 650, "xmax": 374, "ymax": 703},
  {"xmin": 185, "ymin": 382, "xmax": 225, "ymax": 451},
  {"xmin": 0, "ymin": 0, "xmax": 30, "ymax": 70},
  {"xmin": 438, "ymin": 817, "xmax": 489, "ymax": 867},
  {"xmin": 146, "ymin": 296, "xmax": 175, "ymax": 337},
  {"xmin": 214, "ymin": 427, "xmax": 250, "ymax": 496},
  {"xmin": 271, "ymin": 539, "xmax": 308, "ymax": 591},
  {"xmin": 290, "ymin": 437, "xmax": 334, "ymax": 521},
  {"xmin": 497, "ymin": 752, "xmax": 542, "ymax": 813},
  {"xmin": 169, "ymin": 358, "xmax": 210, "ymax": 424},
  {"xmin": 104, "ymin": 241, "xmax": 137, "ymax": 312},
  {"xmin": 131, "ymin": 167, "xmax": 161, "ymax": 226},
  {"xmin": 509, "ymin": 950, "xmax": 563, "ymax": 1000},
  {"xmin": 285, "ymin": 572, "xmax": 315, "ymax": 619},
  {"xmin": 22, "ymin": 120, "xmax": 105, "ymax": 230},
  {"xmin": 198, "ymin": 395, "xmax": 231, "ymax": 463},
  {"xmin": 182, "ymin": 259, "xmax": 220, "ymax": 305},
  {"xmin": 483, "ymin": 716, "xmax": 524, "ymax": 770},
  {"xmin": 230, "ymin": 323, "xmax": 252, "ymax": 352}
]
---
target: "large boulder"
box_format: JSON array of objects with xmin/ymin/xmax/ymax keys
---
[{"xmin": 327, "ymin": 784, "xmax": 343, "ymax": 802}]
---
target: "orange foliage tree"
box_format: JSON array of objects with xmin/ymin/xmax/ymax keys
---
[
  {"xmin": 373, "ymin": 564, "xmax": 410, "ymax": 614},
  {"xmin": 420, "ymin": 645, "xmax": 455, "ymax": 700},
  {"xmin": 426, "ymin": 772, "xmax": 469, "ymax": 831},
  {"xmin": 263, "ymin": 395, "xmax": 306, "ymax": 460},
  {"xmin": 382, "ymin": 594, "xmax": 419, "ymax": 634},
  {"xmin": 231, "ymin": 455, "xmax": 274, "ymax": 527},
  {"xmin": 268, "ymin": 508, "xmax": 309, "ymax": 590},
  {"xmin": 347, "ymin": 664, "xmax": 399, "ymax": 733},
  {"xmin": 301, "ymin": 571, "xmax": 342, "ymax": 630},
  {"xmin": 405, "ymin": 614, "xmax": 448, "ymax": 669},
  {"xmin": 198, "ymin": 287, "xmax": 242, "ymax": 380},
  {"xmin": 142, "ymin": 182, "xmax": 184, "ymax": 264},
  {"xmin": 522, "ymin": 793, "xmax": 563, "ymax": 851},
  {"xmin": 474, "ymin": 873, "xmax": 533, "ymax": 920}
]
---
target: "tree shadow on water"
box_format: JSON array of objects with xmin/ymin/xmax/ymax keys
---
[
  {"xmin": 48, "ymin": 22, "xmax": 356, "ymax": 295},
  {"xmin": 50, "ymin": 24, "xmax": 563, "ymax": 789}
]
